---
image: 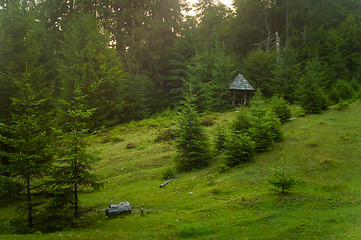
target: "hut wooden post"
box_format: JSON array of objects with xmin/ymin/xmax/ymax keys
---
[
  {"xmin": 244, "ymin": 91, "xmax": 247, "ymax": 107},
  {"xmin": 232, "ymin": 90, "xmax": 236, "ymax": 106}
]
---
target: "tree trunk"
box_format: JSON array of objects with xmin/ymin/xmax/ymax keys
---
[
  {"xmin": 74, "ymin": 181, "xmax": 78, "ymax": 218},
  {"xmin": 74, "ymin": 131, "xmax": 79, "ymax": 219},
  {"xmin": 26, "ymin": 177, "xmax": 33, "ymax": 229}
]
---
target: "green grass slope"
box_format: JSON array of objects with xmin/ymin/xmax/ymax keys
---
[{"xmin": 2, "ymin": 101, "xmax": 361, "ymax": 239}]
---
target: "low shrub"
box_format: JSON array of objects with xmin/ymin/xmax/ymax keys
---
[
  {"xmin": 218, "ymin": 163, "xmax": 230, "ymax": 173},
  {"xmin": 264, "ymin": 110, "xmax": 283, "ymax": 142},
  {"xmin": 205, "ymin": 172, "xmax": 219, "ymax": 185},
  {"xmin": 328, "ymin": 79, "xmax": 355, "ymax": 105},
  {"xmin": 335, "ymin": 99, "xmax": 349, "ymax": 111},
  {"xmin": 100, "ymin": 135, "xmax": 111, "ymax": 143}
]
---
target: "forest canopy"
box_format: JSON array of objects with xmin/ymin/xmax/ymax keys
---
[{"xmin": 1, "ymin": 0, "xmax": 361, "ymax": 124}]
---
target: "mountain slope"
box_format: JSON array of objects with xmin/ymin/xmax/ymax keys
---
[{"xmin": 1, "ymin": 101, "xmax": 361, "ymax": 239}]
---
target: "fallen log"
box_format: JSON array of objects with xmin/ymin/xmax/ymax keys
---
[
  {"xmin": 105, "ymin": 202, "xmax": 131, "ymax": 217},
  {"xmin": 160, "ymin": 176, "xmax": 177, "ymax": 188}
]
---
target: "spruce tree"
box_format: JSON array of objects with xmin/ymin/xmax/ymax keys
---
[
  {"xmin": 58, "ymin": 13, "xmax": 125, "ymax": 129},
  {"xmin": 271, "ymin": 49, "xmax": 300, "ymax": 103},
  {"xmin": 54, "ymin": 86, "xmax": 101, "ymax": 220},
  {"xmin": 225, "ymin": 132, "xmax": 255, "ymax": 167},
  {"xmin": 243, "ymin": 49, "xmax": 277, "ymax": 97},
  {"xmin": 270, "ymin": 96, "xmax": 292, "ymax": 124},
  {"xmin": 298, "ymin": 59, "xmax": 328, "ymax": 114},
  {"xmin": 249, "ymin": 91, "xmax": 283, "ymax": 152},
  {"xmin": 175, "ymin": 99, "xmax": 211, "ymax": 171},
  {"xmin": 0, "ymin": 71, "xmax": 52, "ymax": 232},
  {"xmin": 0, "ymin": 0, "xmax": 49, "ymax": 123},
  {"xmin": 231, "ymin": 108, "xmax": 253, "ymax": 134}
]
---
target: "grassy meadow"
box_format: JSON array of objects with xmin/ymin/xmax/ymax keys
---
[{"xmin": 1, "ymin": 101, "xmax": 361, "ymax": 239}]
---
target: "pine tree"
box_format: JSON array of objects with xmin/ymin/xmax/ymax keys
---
[
  {"xmin": 0, "ymin": 0, "xmax": 49, "ymax": 123},
  {"xmin": 298, "ymin": 59, "xmax": 328, "ymax": 114},
  {"xmin": 175, "ymin": 99, "xmax": 211, "ymax": 171},
  {"xmin": 270, "ymin": 96, "xmax": 292, "ymax": 124},
  {"xmin": 249, "ymin": 91, "xmax": 283, "ymax": 152},
  {"xmin": 167, "ymin": 17, "xmax": 200, "ymax": 106},
  {"xmin": 243, "ymin": 49, "xmax": 277, "ymax": 97},
  {"xmin": 231, "ymin": 108, "xmax": 253, "ymax": 135},
  {"xmin": 271, "ymin": 48, "xmax": 300, "ymax": 102},
  {"xmin": 225, "ymin": 132, "xmax": 255, "ymax": 167},
  {"xmin": 0, "ymin": 71, "xmax": 52, "ymax": 232},
  {"xmin": 183, "ymin": 42, "xmax": 236, "ymax": 112},
  {"xmin": 53, "ymin": 86, "xmax": 101, "ymax": 220},
  {"xmin": 58, "ymin": 13, "xmax": 125, "ymax": 129},
  {"xmin": 95, "ymin": 0, "xmax": 183, "ymax": 114}
]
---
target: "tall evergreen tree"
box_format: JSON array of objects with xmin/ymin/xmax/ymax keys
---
[
  {"xmin": 167, "ymin": 16, "xmax": 200, "ymax": 106},
  {"xmin": 0, "ymin": 71, "xmax": 52, "ymax": 232},
  {"xmin": 0, "ymin": 0, "xmax": 49, "ymax": 123},
  {"xmin": 58, "ymin": 13, "xmax": 126, "ymax": 128},
  {"xmin": 298, "ymin": 58, "xmax": 328, "ymax": 114},
  {"xmin": 323, "ymin": 16, "xmax": 361, "ymax": 86},
  {"xmin": 54, "ymin": 86, "xmax": 101, "ymax": 220},
  {"xmin": 95, "ymin": 0, "xmax": 183, "ymax": 113},
  {"xmin": 271, "ymin": 48, "xmax": 300, "ymax": 102},
  {"xmin": 243, "ymin": 49, "xmax": 277, "ymax": 97},
  {"xmin": 230, "ymin": 0, "xmax": 285, "ymax": 57},
  {"xmin": 0, "ymin": 4, "xmax": 53, "ymax": 226}
]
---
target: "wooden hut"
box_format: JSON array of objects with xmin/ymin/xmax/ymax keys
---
[{"xmin": 228, "ymin": 73, "xmax": 255, "ymax": 106}]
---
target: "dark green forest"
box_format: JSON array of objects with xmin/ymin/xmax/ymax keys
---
[
  {"xmin": 1, "ymin": 0, "xmax": 361, "ymax": 123},
  {"xmin": 1, "ymin": 0, "xmax": 361, "ymax": 234}
]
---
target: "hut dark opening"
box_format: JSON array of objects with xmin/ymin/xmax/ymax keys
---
[{"xmin": 228, "ymin": 73, "xmax": 255, "ymax": 106}]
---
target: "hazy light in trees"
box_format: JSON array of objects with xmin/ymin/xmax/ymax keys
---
[
  {"xmin": 187, "ymin": 0, "xmax": 233, "ymax": 7},
  {"xmin": 185, "ymin": 0, "xmax": 234, "ymax": 15}
]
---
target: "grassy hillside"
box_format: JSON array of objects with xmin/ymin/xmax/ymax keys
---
[{"xmin": 1, "ymin": 101, "xmax": 361, "ymax": 239}]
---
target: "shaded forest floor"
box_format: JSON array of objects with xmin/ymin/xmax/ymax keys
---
[{"xmin": 1, "ymin": 101, "xmax": 361, "ymax": 239}]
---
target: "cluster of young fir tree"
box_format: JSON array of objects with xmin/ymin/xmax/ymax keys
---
[
  {"xmin": 176, "ymin": 92, "xmax": 291, "ymax": 171},
  {"xmin": 222, "ymin": 93, "xmax": 290, "ymax": 167}
]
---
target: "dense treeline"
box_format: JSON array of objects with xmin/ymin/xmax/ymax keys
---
[
  {"xmin": 1, "ymin": 0, "xmax": 361, "ymax": 233},
  {"xmin": 1, "ymin": 0, "xmax": 361, "ymax": 124}
]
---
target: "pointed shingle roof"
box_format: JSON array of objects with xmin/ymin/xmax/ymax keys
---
[{"xmin": 228, "ymin": 73, "xmax": 254, "ymax": 91}]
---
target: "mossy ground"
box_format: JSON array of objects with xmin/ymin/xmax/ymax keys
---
[{"xmin": 1, "ymin": 101, "xmax": 361, "ymax": 239}]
